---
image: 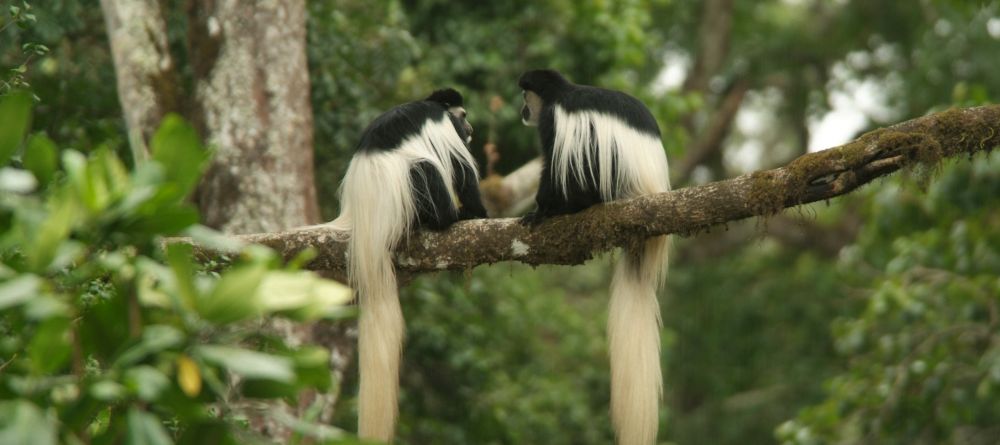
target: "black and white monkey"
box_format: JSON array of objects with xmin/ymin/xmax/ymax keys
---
[
  {"xmin": 518, "ymin": 69, "xmax": 670, "ymax": 445},
  {"xmin": 328, "ymin": 88, "xmax": 487, "ymax": 442}
]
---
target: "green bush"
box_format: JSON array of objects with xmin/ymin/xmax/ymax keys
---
[{"xmin": 0, "ymin": 93, "xmax": 355, "ymax": 445}]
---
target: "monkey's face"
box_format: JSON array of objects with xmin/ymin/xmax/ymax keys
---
[
  {"xmin": 448, "ymin": 106, "xmax": 473, "ymax": 143},
  {"xmin": 521, "ymin": 90, "xmax": 543, "ymax": 127}
]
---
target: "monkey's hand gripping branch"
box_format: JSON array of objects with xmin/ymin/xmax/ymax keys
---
[{"xmin": 186, "ymin": 105, "xmax": 1000, "ymax": 274}]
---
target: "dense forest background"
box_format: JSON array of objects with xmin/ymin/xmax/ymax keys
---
[{"xmin": 1, "ymin": 1, "xmax": 999, "ymax": 444}]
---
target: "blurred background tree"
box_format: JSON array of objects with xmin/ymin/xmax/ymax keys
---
[{"xmin": 2, "ymin": 0, "xmax": 999, "ymax": 444}]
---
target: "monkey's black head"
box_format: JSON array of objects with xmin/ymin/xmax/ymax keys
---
[
  {"xmin": 426, "ymin": 88, "xmax": 464, "ymax": 108},
  {"xmin": 426, "ymin": 88, "xmax": 473, "ymax": 143},
  {"xmin": 518, "ymin": 69, "xmax": 571, "ymax": 103},
  {"xmin": 519, "ymin": 69, "xmax": 571, "ymax": 127}
]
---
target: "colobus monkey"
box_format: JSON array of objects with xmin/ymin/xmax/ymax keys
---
[
  {"xmin": 330, "ymin": 88, "xmax": 487, "ymax": 442},
  {"xmin": 518, "ymin": 69, "xmax": 670, "ymax": 445}
]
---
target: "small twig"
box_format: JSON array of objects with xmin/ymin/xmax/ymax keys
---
[
  {"xmin": 0, "ymin": 353, "xmax": 17, "ymax": 373},
  {"xmin": 127, "ymin": 291, "xmax": 142, "ymax": 338},
  {"xmin": 70, "ymin": 321, "xmax": 85, "ymax": 378}
]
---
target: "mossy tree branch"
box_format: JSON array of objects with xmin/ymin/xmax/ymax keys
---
[{"xmin": 196, "ymin": 105, "xmax": 1000, "ymax": 274}]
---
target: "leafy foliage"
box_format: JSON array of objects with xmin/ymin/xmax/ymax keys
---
[
  {"xmin": 0, "ymin": 0, "xmax": 124, "ymax": 154},
  {"xmin": 665, "ymin": 242, "xmax": 844, "ymax": 444},
  {"xmin": 1, "ymin": 1, "xmax": 48, "ymax": 97},
  {"xmin": 778, "ymin": 153, "xmax": 1000, "ymax": 445},
  {"xmin": 0, "ymin": 95, "xmax": 355, "ymax": 444}
]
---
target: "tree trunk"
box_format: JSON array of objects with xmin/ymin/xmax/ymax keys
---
[
  {"xmin": 102, "ymin": 0, "xmax": 352, "ymax": 438},
  {"xmin": 183, "ymin": 1, "xmax": 341, "ymax": 437},
  {"xmin": 187, "ymin": 0, "xmax": 319, "ymax": 233},
  {"xmin": 100, "ymin": 0, "xmax": 177, "ymax": 163}
]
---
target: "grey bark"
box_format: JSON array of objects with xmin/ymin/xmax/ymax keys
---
[
  {"xmin": 100, "ymin": 0, "xmax": 176, "ymax": 162},
  {"xmin": 188, "ymin": 0, "xmax": 320, "ymax": 233}
]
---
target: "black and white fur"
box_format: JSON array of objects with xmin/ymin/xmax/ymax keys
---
[
  {"xmin": 328, "ymin": 89, "xmax": 486, "ymax": 442},
  {"xmin": 519, "ymin": 69, "xmax": 670, "ymax": 445}
]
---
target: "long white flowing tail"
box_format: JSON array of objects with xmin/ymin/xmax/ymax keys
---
[
  {"xmin": 549, "ymin": 106, "xmax": 671, "ymax": 444},
  {"xmin": 342, "ymin": 152, "xmax": 415, "ymax": 442},
  {"xmin": 609, "ymin": 235, "xmax": 668, "ymax": 445},
  {"xmin": 356, "ymin": 255, "xmax": 404, "ymax": 441},
  {"xmin": 344, "ymin": 115, "xmax": 476, "ymax": 442}
]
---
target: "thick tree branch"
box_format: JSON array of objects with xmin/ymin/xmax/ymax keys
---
[{"xmin": 195, "ymin": 105, "xmax": 1000, "ymax": 273}]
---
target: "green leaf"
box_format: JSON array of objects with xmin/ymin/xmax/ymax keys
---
[
  {"xmin": 149, "ymin": 115, "xmax": 210, "ymax": 199},
  {"xmin": 89, "ymin": 380, "xmax": 126, "ymax": 401},
  {"xmin": 45, "ymin": 240, "xmax": 85, "ymax": 273},
  {"xmin": 197, "ymin": 262, "xmax": 265, "ymax": 324},
  {"xmin": 127, "ymin": 205, "xmax": 200, "ymax": 237},
  {"xmin": 0, "ymin": 91, "xmax": 32, "ymax": 166},
  {"xmin": 240, "ymin": 379, "xmax": 298, "ymax": 399},
  {"xmin": 240, "ymin": 379, "xmax": 299, "ymax": 399},
  {"xmin": 114, "ymin": 325, "xmax": 185, "ymax": 368},
  {"xmin": 26, "ymin": 188, "xmax": 77, "ymax": 272},
  {"xmin": 256, "ymin": 271, "xmax": 353, "ymax": 320},
  {"xmin": 61, "ymin": 150, "xmax": 88, "ymax": 199},
  {"xmin": 0, "ymin": 167, "xmax": 36, "ymax": 192},
  {"xmin": 64, "ymin": 149, "xmax": 113, "ymax": 213},
  {"xmin": 23, "ymin": 295, "xmax": 70, "ymax": 320},
  {"xmin": 175, "ymin": 421, "xmax": 238, "ymax": 445},
  {"xmin": 125, "ymin": 366, "xmax": 171, "ymax": 402},
  {"xmin": 194, "ymin": 346, "xmax": 295, "ymax": 383},
  {"xmin": 126, "ymin": 408, "xmax": 173, "ymax": 445},
  {"xmin": 0, "ymin": 401, "xmax": 56, "ymax": 445},
  {"xmin": 165, "ymin": 243, "xmax": 198, "ymax": 310},
  {"xmin": 291, "ymin": 346, "xmax": 332, "ymax": 390},
  {"xmin": 0, "ymin": 274, "xmax": 40, "ymax": 310},
  {"xmin": 22, "ymin": 134, "xmax": 57, "ymax": 186},
  {"xmin": 27, "ymin": 317, "xmax": 71, "ymax": 374},
  {"xmin": 94, "ymin": 147, "xmax": 130, "ymax": 198}
]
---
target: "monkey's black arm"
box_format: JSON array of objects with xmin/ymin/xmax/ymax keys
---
[
  {"xmin": 410, "ymin": 161, "xmax": 460, "ymax": 231},
  {"xmin": 455, "ymin": 160, "xmax": 488, "ymax": 220},
  {"xmin": 521, "ymin": 107, "xmax": 609, "ymax": 224},
  {"xmin": 521, "ymin": 108, "xmax": 567, "ymax": 225}
]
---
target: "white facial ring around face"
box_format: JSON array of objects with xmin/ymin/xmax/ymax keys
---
[{"xmin": 521, "ymin": 90, "xmax": 542, "ymax": 127}]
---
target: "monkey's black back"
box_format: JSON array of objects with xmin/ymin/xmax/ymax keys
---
[
  {"xmin": 520, "ymin": 69, "xmax": 669, "ymax": 222},
  {"xmin": 349, "ymin": 98, "xmax": 485, "ymax": 230},
  {"xmin": 556, "ymin": 86, "xmax": 662, "ymax": 138},
  {"xmin": 356, "ymin": 101, "xmax": 470, "ymax": 152},
  {"xmin": 518, "ymin": 69, "xmax": 661, "ymax": 137}
]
